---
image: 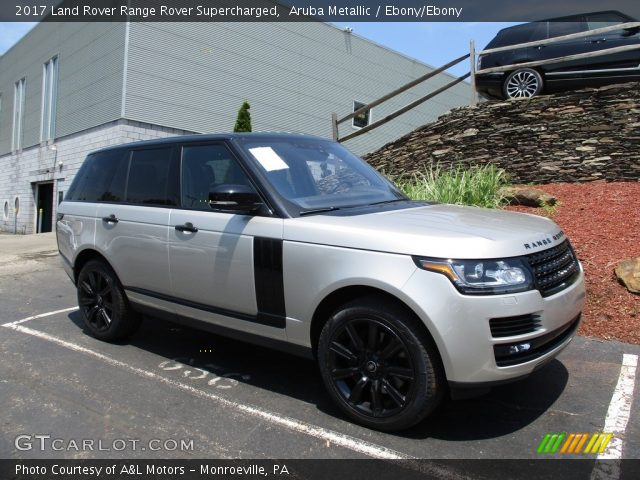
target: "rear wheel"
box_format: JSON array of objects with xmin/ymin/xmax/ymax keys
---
[
  {"xmin": 317, "ymin": 297, "xmax": 444, "ymax": 431},
  {"xmin": 503, "ymin": 68, "xmax": 543, "ymax": 99},
  {"xmin": 77, "ymin": 260, "xmax": 140, "ymax": 341}
]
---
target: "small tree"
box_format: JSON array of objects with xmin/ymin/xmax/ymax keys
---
[{"xmin": 233, "ymin": 101, "xmax": 252, "ymax": 132}]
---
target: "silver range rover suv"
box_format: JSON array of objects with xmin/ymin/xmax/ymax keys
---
[{"xmin": 57, "ymin": 133, "xmax": 585, "ymax": 431}]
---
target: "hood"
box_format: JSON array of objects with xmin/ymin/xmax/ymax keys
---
[{"xmin": 283, "ymin": 204, "xmax": 565, "ymax": 259}]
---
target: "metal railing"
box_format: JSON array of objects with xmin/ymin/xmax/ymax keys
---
[{"xmin": 331, "ymin": 53, "xmax": 471, "ymax": 143}]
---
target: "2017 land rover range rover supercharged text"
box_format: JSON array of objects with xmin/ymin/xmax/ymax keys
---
[{"xmin": 56, "ymin": 133, "xmax": 586, "ymax": 431}]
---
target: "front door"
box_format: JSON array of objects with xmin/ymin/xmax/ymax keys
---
[{"xmin": 168, "ymin": 142, "xmax": 285, "ymax": 340}]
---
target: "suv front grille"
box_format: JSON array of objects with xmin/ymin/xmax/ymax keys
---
[
  {"xmin": 490, "ymin": 314, "xmax": 541, "ymax": 338},
  {"xmin": 526, "ymin": 241, "xmax": 580, "ymax": 297}
]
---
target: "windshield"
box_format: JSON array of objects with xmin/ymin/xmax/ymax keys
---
[{"xmin": 238, "ymin": 137, "xmax": 406, "ymax": 213}]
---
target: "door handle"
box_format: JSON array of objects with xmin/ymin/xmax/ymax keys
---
[
  {"xmin": 591, "ymin": 38, "xmax": 607, "ymax": 43},
  {"xmin": 102, "ymin": 214, "xmax": 119, "ymax": 224},
  {"xmin": 175, "ymin": 222, "xmax": 198, "ymax": 233}
]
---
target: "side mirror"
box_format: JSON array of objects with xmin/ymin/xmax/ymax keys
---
[
  {"xmin": 208, "ymin": 184, "xmax": 263, "ymax": 213},
  {"xmin": 622, "ymin": 26, "xmax": 640, "ymax": 37}
]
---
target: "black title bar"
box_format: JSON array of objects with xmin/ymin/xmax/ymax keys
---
[{"xmin": 2, "ymin": 0, "xmax": 640, "ymax": 22}]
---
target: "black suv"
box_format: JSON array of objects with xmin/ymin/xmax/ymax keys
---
[{"xmin": 476, "ymin": 11, "xmax": 640, "ymax": 99}]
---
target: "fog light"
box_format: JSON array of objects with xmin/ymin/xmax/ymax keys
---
[{"xmin": 509, "ymin": 343, "xmax": 531, "ymax": 355}]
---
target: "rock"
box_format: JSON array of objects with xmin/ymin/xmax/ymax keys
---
[
  {"xmin": 500, "ymin": 186, "xmax": 557, "ymax": 207},
  {"xmin": 363, "ymin": 82, "xmax": 640, "ymax": 183},
  {"xmin": 615, "ymin": 258, "xmax": 640, "ymax": 294}
]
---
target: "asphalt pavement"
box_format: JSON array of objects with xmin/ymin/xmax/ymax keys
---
[{"xmin": 0, "ymin": 233, "xmax": 638, "ymax": 476}]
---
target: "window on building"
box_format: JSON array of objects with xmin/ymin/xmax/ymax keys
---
[
  {"xmin": 352, "ymin": 101, "xmax": 371, "ymax": 129},
  {"xmin": 41, "ymin": 56, "xmax": 59, "ymax": 142},
  {"xmin": 12, "ymin": 78, "xmax": 26, "ymax": 151}
]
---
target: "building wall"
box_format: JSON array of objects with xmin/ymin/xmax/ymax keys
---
[
  {"xmin": 0, "ymin": 121, "xmax": 193, "ymax": 234},
  {"xmin": 124, "ymin": 22, "xmax": 472, "ymax": 155},
  {"xmin": 0, "ymin": 20, "xmax": 473, "ymax": 234},
  {"xmin": 0, "ymin": 22, "xmax": 126, "ymax": 156}
]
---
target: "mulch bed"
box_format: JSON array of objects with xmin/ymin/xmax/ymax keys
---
[{"xmin": 506, "ymin": 182, "xmax": 640, "ymax": 345}]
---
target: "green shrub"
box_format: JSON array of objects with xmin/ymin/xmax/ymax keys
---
[
  {"xmin": 233, "ymin": 101, "xmax": 252, "ymax": 132},
  {"xmin": 397, "ymin": 164, "xmax": 510, "ymax": 209}
]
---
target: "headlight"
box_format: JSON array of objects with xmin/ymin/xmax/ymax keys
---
[{"xmin": 413, "ymin": 257, "xmax": 534, "ymax": 295}]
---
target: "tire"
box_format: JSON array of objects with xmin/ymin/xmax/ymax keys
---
[
  {"xmin": 76, "ymin": 260, "xmax": 140, "ymax": 341},
  {"xmin": 317, "ymin": 296, "xmax": 444, "ymax": 431},
  {"xmin": 503, "ymin": 68, "xmax": 543, "ymax": 99}
]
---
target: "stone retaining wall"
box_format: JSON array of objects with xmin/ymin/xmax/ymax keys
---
[{"xmin": 364, "ymin": 83, "xmax": 640, "ymax": 183}]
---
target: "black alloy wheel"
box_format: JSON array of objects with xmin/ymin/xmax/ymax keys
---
[
  {"xmin": 77, "ymin": 260, "xmax": 140, "ymax": 341},
  {"xmin": 318, "ymin": 297, "xmax": 443, "ymax": 431}
]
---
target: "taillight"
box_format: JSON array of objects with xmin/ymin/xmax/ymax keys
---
[{"xmin": 477, "ymin": 54, "xmax": 486, "ymax": 71}]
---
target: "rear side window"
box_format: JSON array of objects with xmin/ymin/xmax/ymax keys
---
[
  {"xmin": 548, "ymin": 21, "xmax": 587, "ymax": 39},
  {"xmin": 66, "ymin": 150, "xmax": 128, "ymax": 202},
  {"xmin": 488, "ymin": 23, "xmax": 539, "ymax": 48},
  {"xmin": 126, "ymin": 148, "xmax": 177, "ymax": 206}
]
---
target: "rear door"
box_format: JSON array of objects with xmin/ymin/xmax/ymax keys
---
[
  {"xmin": 168, "ymin": 142, "xmax": 285, "ymax": 340},
  {"xmin": 95, "ymin": 146, "xmax": 179, "ymax": 315},
  {"xmin": 535, "ymin": 18, "xmax": 591, "ymax": 75}
]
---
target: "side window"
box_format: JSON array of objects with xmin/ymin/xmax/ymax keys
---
[
  {"xmin": 126, "ymin": 148, "xmax": 177, "ymax": 206},
  {"xmin": 493, "ymin": 23, "xmax": 538, "ymax": 48},
  {"xmin": 585, "ymin": 12, "xmax": 626, "ymax": 32},
  {"xmin": 181, "ymin": 144, "xmax": 253, "ymax": 210},
  {"xmin": 66, "ymin": 151, "xmax": 128, "ymax": 202},
  {"xmin": 548, "ymin": 20, "xmax": 587, "ymax": 39}
]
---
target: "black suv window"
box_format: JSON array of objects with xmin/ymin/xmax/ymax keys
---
[
  {"xmin": 585, "ymin": 12, "xmax": 627, "ymax": 31},
  {"xmin": 126, "ymin": 148, "xmax": 178, "ymax": 206},
  {"xmin": 66, "ymin": 150, "xmax": 128, "ymax": 202},
  {"xmin": 181, "ymin": 143, "xmax": 253, "ymax": 210},
  {"xmin": 488, "ymin": 23, "xmax": 540, "ymax": 48},
  {"xmin": 548, "ymin": 20, "xmax": 587, "ymax": 39}
]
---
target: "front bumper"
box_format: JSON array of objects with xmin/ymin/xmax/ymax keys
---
[{"xmin": 401, "ymin": 265, "xmax": 586, "ymax": 385}]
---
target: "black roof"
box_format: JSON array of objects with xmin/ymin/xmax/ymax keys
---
[{"xmin": 94, "ymin": 132, "xmax": 331, "ymax": 154}]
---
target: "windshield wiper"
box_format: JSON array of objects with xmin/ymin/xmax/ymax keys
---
[
  {"xmin": 299, "ymin": 207, "xmax": 341, "ymax": 216},
  {"xmin": 367, "ymin": 199, "xmax": 405, "ymax": 206}
]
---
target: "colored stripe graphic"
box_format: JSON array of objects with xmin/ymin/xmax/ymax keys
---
[{"xmin": 538, "ymin": 433, "xmax": 613, "ymax": 454}]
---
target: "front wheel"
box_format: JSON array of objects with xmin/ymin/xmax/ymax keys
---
[
  {"xmin": 503, "ymin": 68, "xmax": 543, "ymax": 99},
  {"xmin": 77, "ymin": 260, "xmax": 140, "ymax": 341},
  {"xmin": 317, "ymin": 297, "xmax": 444, "ymax": 431}
]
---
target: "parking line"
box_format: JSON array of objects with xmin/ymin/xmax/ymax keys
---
[
  {"xmin": 3, "ymin": 317, "xmax": 415, "ymax": 461},
  {"xmin": 590, "ymin": 353, "xmax": 638, "ymax": 480},
  {"xmin": 2, "ymin": 307, "xmax": 78, "ymax": 327},
  {"xmin": 600, "ymin": 353, "xmax": 638, "ymax": 459}
]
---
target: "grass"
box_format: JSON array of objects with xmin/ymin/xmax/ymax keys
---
[{"xmin": 396, "ymin": 164, "xmax": 511, "ymax": 209}]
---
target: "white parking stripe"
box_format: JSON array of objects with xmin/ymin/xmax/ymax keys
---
[
  {"xmin": 3, "ymin": 320, "xmax": 415, "ymax": 461},
  {"xmin": 2, "ymin": 307, "xmax": 78, "ymax": 327},
  {"xmin": 590, "ymin": 353, "xmax": 638, "ymax": 480}
]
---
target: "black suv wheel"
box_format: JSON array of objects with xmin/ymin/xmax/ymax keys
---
[
  {"xmin": 77, "ymin": 260, "xmax": 140, "ymax": 341},
  {"xmin": 317, "ymin": 297, "xmax": 444, "ymax": 431}
]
